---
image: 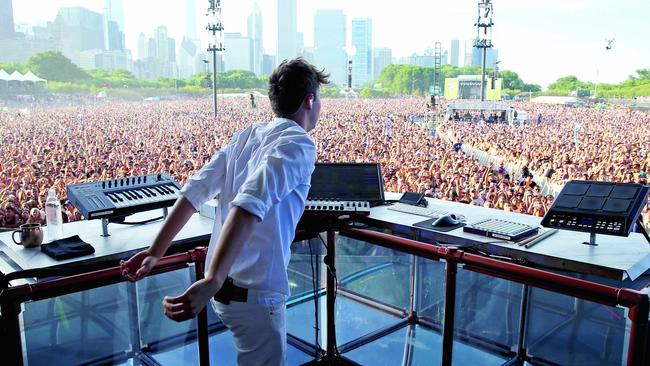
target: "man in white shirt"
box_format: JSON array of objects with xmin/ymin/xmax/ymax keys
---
[{"xmin": 121, "ymin": 58, "xmax": 329, "ymax": 365}]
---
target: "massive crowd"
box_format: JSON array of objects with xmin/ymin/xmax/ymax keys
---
[
  {"xmin": 0, "ymin": 97, "xmax": 648, "ymax": 229},
  {"xmin": 439, "ymin": 103, "xmax": 650, "ymax": 188}
]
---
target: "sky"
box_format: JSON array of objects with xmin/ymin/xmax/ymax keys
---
[{"xmin": 10, "ymin": 0, "xmax": 650, "ymax": 88}]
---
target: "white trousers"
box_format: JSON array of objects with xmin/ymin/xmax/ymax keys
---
[{"xmin": 211, "ymin": 291, "xmax": 287, "ymax": 366}]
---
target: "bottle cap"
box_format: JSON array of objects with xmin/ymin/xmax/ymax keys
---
[{"xmin": 48, "ymin": 189, "xmax": 56, "ymax": 198}]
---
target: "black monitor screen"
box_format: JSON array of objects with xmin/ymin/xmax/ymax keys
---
[{"xmin": 308, "ymin": 163, "xmax": 384, "ymax": 202}]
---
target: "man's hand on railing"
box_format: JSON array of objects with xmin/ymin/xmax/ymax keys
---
[{"xmin": 120, "ymin": 250, "xmax": 160, "ymax": 282}]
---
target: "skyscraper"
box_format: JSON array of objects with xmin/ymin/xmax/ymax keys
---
[
  {"xmin": 247, "ymin": 2, "xmax": 263, "ymax": 75},
  {"xmin": 314, "ymin": 10, "xmax": 346, "ymax": 87},
  {"xmin": 352, "ymin": 18, "xmax": 372, "ymax": 88},
  {"xmin": 0, "ymin": 0, "xmax": 15, "ymax": 39},
  {"xmin": 224, "ymin": 32, "xmax": 252, "ymax": 72},
  {"xmin": 277, "ymin": 0, "xmax": 297, "ymax": 64},
  {"xmin": 464, "ymin": 39, "xmax": 475, "ymax": 67},
  {"xmin": 103, "ymin": 0, "xmax": 125, "ymax": 50},
  {"xmin": 155, "ymin": 26, "xmax": 169, "ymax": 62},
  {"xmin": 168, "ymin": 37, "xmax": 176, "ymax": 63},
  {"xmin": 464, "ymin": 39, "xmax": 498, "ymax": 69},
  {"xmin": 450, "ymin": 39, "xmax": 459, "ymax": 67},
  {"xmin": 137, "ymin": 32, "xmax": 148, "ymax": 60},
  {"xmin": 178, "ymin": 37, "xmax": 202, "ymax": 78},
  {"xmin": 147, "ymin": 37, "xmax": 157, "ymax": 59},
  {"xmin": 106, "ymin": 21, "xmax": 124, "ymax": 50},
  {"xmin": 373, "ymin": 48, "xmax": 392, "ymax": 79},
  {"xmin": 262, "ymin": 54, "xmax": 276, "ymax": 75},
  {"xmin": 51, "ymin": 7, "xmax": 104, "ymax": 65},
  {"xmin": 408, "ymin": 53, "xmax": 434, "ymax": 67},
  {"xmin": 103, "ymin": 0, "xmax": 124, "ymax": 32},
  {"xmin": 485, "ymin": 48, "xmax": 499, "ymax": 69}
]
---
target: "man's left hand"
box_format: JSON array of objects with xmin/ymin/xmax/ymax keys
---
[{"xmin": 162, "ymin": 278, "xmax": 218, "ymax": 322}]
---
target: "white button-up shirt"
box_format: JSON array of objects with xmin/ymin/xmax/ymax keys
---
[{"xmin": 180, "ymin": 118, "xmax": 316, "ymax": 295}]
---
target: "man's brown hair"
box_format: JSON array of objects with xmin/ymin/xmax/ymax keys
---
[{"xmin": 268, "ymin": 58, "xmax": 329, "ymax": 118}]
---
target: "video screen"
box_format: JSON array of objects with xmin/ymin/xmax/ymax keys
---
[{"xmin": 308, "ymin": 163, "xmax": 384, "ymax": 202}]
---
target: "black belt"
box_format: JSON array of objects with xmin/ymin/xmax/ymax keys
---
[{"xmin": 213, "ymin": 277, "xmax": 248, "ymax": 305}]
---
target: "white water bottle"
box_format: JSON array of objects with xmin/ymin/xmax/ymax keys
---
[{"xmin": 45, "ymin": 189, "xmax": 64, "ymax": 241}]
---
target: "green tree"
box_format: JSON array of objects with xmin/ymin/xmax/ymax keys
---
[
  {"xmin": 547, "ymin": 75, "xmax": 593, "ymax": 92},
  {"xmin": 499, "ymin": 70, "xmax": 525, "ymax": 90},
  {"xmin": 25, "ymin": 51, "xmax": 89, "ymax": 82},
  {"xmin": 214, "ymin": 70, "xmax": 265, "ymax": 89},
  {"xmin": 87, "ymin": 69, "xmax": 150, "ymax": 88},
  {"xmin": 186, "ymin": 72, "xmax": 211, "ymax": 88},
  {"xmin": 383, "ymin": 64, "xmax": 433, "ymax": 95},
  {"xmin": 377, "ymin": 64, "xmax": 498, "ymax": 96},
  {"xmin": 321, "ymin": 86, "xmax": 341, "ymax": 98},
  {"xmin": 359, "ymin": 86, "xmax": 392, "ymax": 98},
  {"xmin": 457, "ymin": 65, "xmax": 483, "ymax": 75},
  {"xmin": 0, "ymin": 62, "xmax": 25, "ymax": 73},
  {"xmin": 522, "ymin": 83, "xmax": 542, "ymax": 92},
  {"xmin": 632, "ymin": 69, "xmax": 650, "ymax": 80}
]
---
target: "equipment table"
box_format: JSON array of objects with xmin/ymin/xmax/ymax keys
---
[
  {"xmin": 366, "ymin": 192, "xmax": 650, "ymax": 284},
  {"xmin": 0, "ymin": 210, "xmax": 214, "ymax": 279}
]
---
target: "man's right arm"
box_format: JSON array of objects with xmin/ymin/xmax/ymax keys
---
[
  {"xmin": 148, "ymin": 196, "xmax": 196, "ymax": 258},
  {"xmin": 121, "ymin": 196, "xmax": 195, "ymax": 281},
  {"xmin": 121, "ymin": 143, "xmax": 232, "ymax": 281}
]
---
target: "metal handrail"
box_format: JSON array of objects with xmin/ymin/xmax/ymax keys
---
[
  {"xmin": 0, "ymin": 247, "xmax": 209, "ymax": 366},
  {"xmin": 2, "ymin": 226, "xmax": 649, "ymax": 366},
  {"xmin": 340, "ymin": 227, "xmax": 649, "ymax": 366}
]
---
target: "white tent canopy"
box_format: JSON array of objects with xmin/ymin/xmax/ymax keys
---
[
  {"xmin": 22, "ymin": 71, "xmax": 47, "ymax": 83},
  {"xmin": 9, "ymin": 70, "xmax": 26, "ymax": 82},
  {"xmin": 0, "ymin": 69, "xmax": 47, "ymax": 85}
]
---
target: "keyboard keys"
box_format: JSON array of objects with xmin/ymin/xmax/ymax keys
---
[
  {"xmin": 70, "ymin": 174, "xmax": 182, "ymax": 219},
  {"xmin": 387, "ymin": 204, "xmax": 453, "ymax": 218}
]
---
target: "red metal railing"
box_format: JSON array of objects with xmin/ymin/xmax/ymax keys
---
[
  {"xmin": 340, "ymin": 227, "xmax": 650, "ymax": 366},
  {"xmin": 1, "ymin": 228, "xmax": 649, "ymax": 366},
  {"xmin": 0, "ymin": 248, "xmax": 209, "ymax": 366}
]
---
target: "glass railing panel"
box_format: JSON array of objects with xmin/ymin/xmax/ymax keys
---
[
  {"xmin": 288, "ymin": 238, "xmax": 324, "ymax": 300},
  {"xmin": 452, "ymin": 267, "xmax": 523, "ymax": 351},
  {"xmin": 343, "ymin": 324, "xmax": 508, "ymax": 366},
  {"xmin": 136, "ymin": 267, "xmax": 225, "ymax": 348},
  {"xmin": 336, "ymin": 234, "xmax": 411, "ymax": 311},
  {"xmin": 410, "ymin": 325, "xmax": 507, "ymax": 366},
  {"xmin": 343, "ymin": 325, "xmax": 408, "ymax": 365},
  {"xmin": 287, "ymin": 293, "xmax": 403, "ymax": 348},
  {"xmin": 416, "ymin": 257, "xmax": 446, "ymax": 325},
  {"xmin": 526, "ymin": 288, "xmax": 628, "ymax": 366},
  {"xmin": 21, "ymin": 282, "xmax": 132, "ymax": 365}
]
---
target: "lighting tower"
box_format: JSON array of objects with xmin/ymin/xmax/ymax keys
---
[
  {"xmin": 432, "ymin": 41, "xmax": 442, "ymax": 109},
  {"xmin": 207, "ymin": 0, "xmax": 224, "ymax": 117},
  {"xmin": 347, "ymin": 60, "xmax": 353, "ymax": 89},
  {"xmin": 473, "ymin": 0, "xmax": 494, "ymax": 102},
  {"xmin": 344, "ymin": 45, "xmax": 357, "ymax": 99}
]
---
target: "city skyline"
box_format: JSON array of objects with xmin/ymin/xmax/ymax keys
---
[
  {"xmin": 352, "ymin": 18, "xmax": 372, "ymax": 89},
  {"xmin": 7, "ymin": 0, "xmax": 650, "ymax": 87}
]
